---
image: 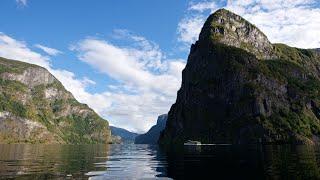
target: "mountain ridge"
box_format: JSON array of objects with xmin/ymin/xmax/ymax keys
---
[
  {"xmin": 0, "ymin": 57, "xmax": 111, "ymax": 144},
  {"xmin": 159, "ymin": 9, "xmax": 320, "ymax": 145},
  {"xmin": 199, "ymin": 8, "xmax": 276, "ymax": 60}
]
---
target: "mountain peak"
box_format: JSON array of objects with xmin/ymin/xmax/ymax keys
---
[{"xmin": 199, "ymin": 9, "xmax": 276, "ymax": 60}]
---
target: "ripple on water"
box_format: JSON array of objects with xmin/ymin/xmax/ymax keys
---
[
  {"xmin": 1, "ymin": 144, "xmax": 320, "ymax": 179},
  {"xmin": 86, "ymin": 144, "xmax": 169, "ymax": 179}
]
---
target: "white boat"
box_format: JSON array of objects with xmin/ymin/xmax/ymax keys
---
[{"xmin": 184, "ymin": 140, "xmax": 201, "ymax": 146}]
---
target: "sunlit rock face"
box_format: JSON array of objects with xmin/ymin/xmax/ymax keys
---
[
  {"xmin": 159, "ymin": 9, "xmax": 320, "ymax": 146},
  {"xmin": 0, "ymin": 57, "xmax": 111, "ymax": 144},
  {"xmin": 199, "ymin": 9, "xmax": 276, "ymax": 60},
  {"xmin": 1, "ymin": 67, "xmax": 56, "ymax": 88}
]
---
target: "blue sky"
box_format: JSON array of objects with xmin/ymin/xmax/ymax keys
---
[
  {"xmin": 0, "ymin": 0, "xmax": 189, "ymax": 93},
  {"xmin": 1, "ymin": 0, "xmax": 320, "ymax": 133}
]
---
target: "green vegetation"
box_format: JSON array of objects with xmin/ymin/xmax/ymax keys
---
[
  {"xmin": 0, "ymin": 57, "xmax": 110, "ymax": 144},
  {"xmin": 161, "ymin": 40, "xmax": 320, "ymax": 145},
  {"xmin": 273, "ymin": 44, "xmax": 314, "ymax": 64},
  {"xmin": 0, "ymin": 95, "xmax": 27, "ymax": 118},
  {"xmin": 0, "ymin": 79, "xmax": 28, "ymax": 117},
  {"xmin": 0, "ymin": 57, "xmax": 39, "ymax": 74}
]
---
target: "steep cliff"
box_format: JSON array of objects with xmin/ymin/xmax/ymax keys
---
[
  {"xmin": 159, "ymin": 9, "xmax": 320, "ymax": 145},
  {"xmin": 135, "ymin": 114, "xmax": 167, "ymax": 144},
  {"xmin": 0, "ymin": 57, "xmax": 111, "ymax": 144}
]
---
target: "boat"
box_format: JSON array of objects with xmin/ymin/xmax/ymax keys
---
[{"xmin": 184, "ymin": 140, "xmax": 201, "ymax": 146}]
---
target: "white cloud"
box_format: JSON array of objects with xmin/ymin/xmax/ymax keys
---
[
  {"xmin": 0, "ymin": 32, "xmax": 110, "ymax": 128},
  {"xmin": 74, "ymin": 38, "xmax": 182, "ymax": 97},
  {"xmin": 35, "ymin": 44, "xmax": 62, "ymax": 56},
  {"xmin": 189, "ymin": 1, "xmax": 218, "ymax": 12},
  {"xmin": 16, "ymin": 0, "xmax": 27, "ymax": 6},
  {"xmin": 0, "ymin": 33, "xmax": 97, "ymax": 100},
  {"xmin": 178, "ymin": 0, "xmax": 320, "ymax": 48},
  {"xmin": 0, "ymin": 33, "xmax": 50, "ymax": 68},
  {"xmin": 232, "ymin": 1, "xmax": 320, "ymax": 48},
  {"xmin": 0, "ymin": 32, "xmax": 185, "ymax": 133},
  {"xmin": 177, "ymin": 15, "xmax": 206, "ymax": 45},
  {"xmin": 72, "ymin": 32, "xmax": 185, "ymax": 133}
]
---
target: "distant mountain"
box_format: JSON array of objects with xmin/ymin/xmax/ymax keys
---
[
  {"xmin": 110, "ymin": 126, "xmax": 139, "ymax": 143},
  {"xmin": 135, "ymin": 114, "xmax": 167, "ymax": 144}
]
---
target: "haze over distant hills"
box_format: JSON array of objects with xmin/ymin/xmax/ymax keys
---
[
  {"xmin": 110, "ymin": 126, "xmax": 139, "ymax": 143},
  {"xmin": 135, "ymin": 114, "xmax": 167, "ymax": 144}
]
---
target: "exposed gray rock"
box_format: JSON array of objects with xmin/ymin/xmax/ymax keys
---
[
  {"xmin": 0, "ymin": 57, "xmax": 112, "ymax": 144},
  {"xmin": 199, "ymin": 9, "xmax": 276, "ymax": 60},
  {"xmin": 1, "ymin": 67, "xmax": 56, "ymax": 88},
  {"xmin": 0, "ymin": 111, "xmax": 63, "ymax": 143}
]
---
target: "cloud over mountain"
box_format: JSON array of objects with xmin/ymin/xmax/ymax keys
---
[
  {"xmin": 0, "ymin": 31, "xmax": 185, "ymax": 133},
  {"xmin": 178, "ymin": 0, "xmax": 320, "ymax": 49}
]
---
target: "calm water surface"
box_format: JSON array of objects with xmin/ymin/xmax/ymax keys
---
[{"xmin": 0, "ymin": 144, "xmax": 320, "ymax": 179}]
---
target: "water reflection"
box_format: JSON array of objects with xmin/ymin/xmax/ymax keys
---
[
  {"xmin": 0, "ymin": 144, "xmax": 320, "ymax": 179},
  {"xmin": 262, "ymin": 145, "xmax": 320, "ymax": 179},
  {"xmin": 0, "ymin": 144, "xmax": 109, "ymax": 179},
  {"xmin": 165, "ymin": 145, "xmax": 320, "ymax": 179},
  {"xmin": 88, "ymin": 144, "xmax": 169, "ymax": 179}
]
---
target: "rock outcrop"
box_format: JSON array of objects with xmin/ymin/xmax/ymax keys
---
[
  {"xmin": 159, "ymin": 9, "xmax": 320, "ymax": 145},
  {"xmin": 135, "ymin": 114, "xmax": 167, "ymax": 144},
  {"xmin": 199, "ymin": 9, "xmax": 276, "ymax": 60},
  {"xmin": 0, "ymin": 57, "xmax": 111, "ymax": 144}
]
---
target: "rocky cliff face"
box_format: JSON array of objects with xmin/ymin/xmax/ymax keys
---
[
  {"xmin": 0, "ymin": 57, "xmax": 111, "ymax": 144},
  {"xmin": 135, "ymin": 114, "xmax": 167, "ymax": 144},
  {"xmin": 159, "ymin": 9, "xmax": 320, "ymax": 145},
  {"xmin": 199, "ymin": 9, "xmax": 276, "ymax": 60}
]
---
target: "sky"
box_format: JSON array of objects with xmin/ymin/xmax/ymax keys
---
[{"xmin": 0, "ymin": 0, "xmax": 320, "ymax": 133}]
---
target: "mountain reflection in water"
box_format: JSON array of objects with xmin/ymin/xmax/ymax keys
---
[{"xmin": 0, "ymin": 144, "xmax": 320, "ymax": 179}]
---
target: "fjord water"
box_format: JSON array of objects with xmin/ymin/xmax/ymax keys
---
[{"xmin": 1, "ymin": 144, "xmax": 320, "ymax": 179}]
